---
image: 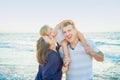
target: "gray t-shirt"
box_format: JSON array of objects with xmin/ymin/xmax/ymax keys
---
[{"xmin": 59, "ymin": 40, "xmax": 100, "ymax": 80}]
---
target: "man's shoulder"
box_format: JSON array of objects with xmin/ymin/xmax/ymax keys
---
[
  {"xmin": 86, "ymin": 39, "xmax": 96, "ymax": 46},
  {"xmin": 86, "ymin": 39, "xmax": 94, "ymax": 43}
]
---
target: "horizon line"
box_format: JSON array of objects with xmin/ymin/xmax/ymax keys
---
[{"xmin": 0, "ymin": 31, "xmax": 119, "ymax": 34}]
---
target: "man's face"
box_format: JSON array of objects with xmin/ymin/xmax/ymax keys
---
[{"xmin": 62, "ymin": 25, "xmax": 77, "ymax": 43}]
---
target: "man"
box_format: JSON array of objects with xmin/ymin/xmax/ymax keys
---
[{"xmin": 59, "ymin": 20, "xmax": 104, "ymax": 80}]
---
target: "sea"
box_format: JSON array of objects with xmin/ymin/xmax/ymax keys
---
[{"xmin": 0, "ymin": 32, "xmax": 120, "ymax": 80}]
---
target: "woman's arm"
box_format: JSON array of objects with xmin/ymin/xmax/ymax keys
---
[
  {"xmin": 61, "ymin": 40, "xmax": 71, "ymax": 66},
  {"xmin": 87, "ymin": 40, "xmax": 104, "ymax": 62},
  {"xmin": 77, "ymin": 31, "xmax": 88, "ymax": 47},
  {"xmin": 77, "ymin": 31, "xmax": 92, "ymax": 53},
  {"xmin": 88, "ymin": 50, "xmax": 104, "ymax": 62},
  {"xmin": 54, "ymin": 23, "xmax": 62, "ymax": 32}
]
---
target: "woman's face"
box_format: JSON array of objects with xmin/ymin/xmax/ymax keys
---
[
  {"xmin": 50, "ymin": 29, "xmax": 57, "ymax": 40},
  {"xmin": 43, "ymin": 36, "xmax": 56, "ymax": 47},
  {"xmin": 46, "ymin": 28, "xmax": 52, "ymax": 36}
]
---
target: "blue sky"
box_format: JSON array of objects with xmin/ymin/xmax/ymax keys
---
[{"xmin": 0, "ymin": 0, "xmax": 120, "ymax": 33}]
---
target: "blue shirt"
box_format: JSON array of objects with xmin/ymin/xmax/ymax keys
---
[
  {"xmin": 35, "ymin": 50, "xmax": 63, "ymax": 80},
  {"xmin": 59, "ymin": 39, "xmax": 100, "ymax": 80}
]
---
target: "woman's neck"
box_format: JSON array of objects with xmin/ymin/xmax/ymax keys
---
[{"xmin": 50, "ymin": 46, "xmax": 56, "ymax": 52}]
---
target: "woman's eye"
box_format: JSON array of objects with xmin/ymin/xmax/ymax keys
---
[{"xmin": 48, "ymin": 36, "xmax": 52, "ymax": 40}]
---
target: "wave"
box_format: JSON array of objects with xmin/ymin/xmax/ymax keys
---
[
  {"xmin": 0, "ymin": 42, "xmax": 34, "ymax": 52},
  {"xmin": 0, "ymin": 72, "xmax": 26, "ymax": 80},
  {"xmin": 95, "ymin": 41, "xmax": 120, "ymax": 46},
  {"xmin": 0, "ymin": 43, "xmax": 15, "ymax": 48},
  {"xmin": 105, "ymin": 54, "xmax": 120, "ymax": 62}
]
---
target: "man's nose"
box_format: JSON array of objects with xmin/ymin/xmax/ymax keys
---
[{"xmin": 66, "ymin": 32, "xmax": 70, "ymax": 36}]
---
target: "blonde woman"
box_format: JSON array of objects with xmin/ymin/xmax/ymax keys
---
[{"xmin": 35, "ymin": 36, "xmax": 62, "ymax": 80}]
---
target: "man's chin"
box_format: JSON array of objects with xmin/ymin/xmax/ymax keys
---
[{"xmin": 67, "ymin": 40, "xmax": 73, "ymax": 43}]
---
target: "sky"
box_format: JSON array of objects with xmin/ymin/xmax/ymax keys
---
[{"xmin": 0, "ymin": 0, "xmax": 120, "ymax": 33}]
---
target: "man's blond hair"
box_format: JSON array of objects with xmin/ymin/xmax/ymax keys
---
[{"xmin": 60, "ymin": 20, "xmax": 76, "ymax": 29}]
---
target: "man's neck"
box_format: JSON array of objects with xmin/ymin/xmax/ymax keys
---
[{"xmin": 70, "ymin": 38, "xmax": 79, "ymax": 49}]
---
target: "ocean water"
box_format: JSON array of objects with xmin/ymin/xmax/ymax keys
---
[{"xmin": 0, "ymin": 32, "xmax": 120, "ymax": 80}]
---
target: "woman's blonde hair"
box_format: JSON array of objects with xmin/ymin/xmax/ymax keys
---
[
  {"xmin": 36, "ymin": 37, "xmax": 50, "ymax": 65},
  {"xmin": 40, "ymin": 25, "xmax": 51, "ymax": 36}
]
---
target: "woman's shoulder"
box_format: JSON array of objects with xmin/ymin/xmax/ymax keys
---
[
  {"xmin": 47, "ymin": 50, "xmax": 59, "ymax": 62},
  {"xmin": 49, "ymin": 50, "xmax": 58, "ymax": 57}
]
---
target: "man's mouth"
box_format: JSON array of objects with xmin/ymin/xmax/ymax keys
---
[{"xmin": 67, "ymin": 35, "xmax": 72, "ymax": 41}]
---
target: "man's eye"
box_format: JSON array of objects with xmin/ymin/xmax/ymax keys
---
[
  {"xmin": 68, "ymin": 30, "xmax": 71, "ymax": 32},
  {"xmin": 63, "ymin": 31, "xmax": 66, "ymax": 34}
]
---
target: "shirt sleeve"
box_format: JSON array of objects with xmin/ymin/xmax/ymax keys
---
[
  {"xmin": 42, "ymin": 51, "xmax": 60, "ymax": 80},
  {"xmin": 56, "ymin": 28, "xmax": 65, "ymax": 44},
  {"xmin": 59, "ymin": 47, "xmax": 64, "ymax": 59},
  {"xmin": 87, "ymin": 40, "xmax": 100, "ymax": 53}
]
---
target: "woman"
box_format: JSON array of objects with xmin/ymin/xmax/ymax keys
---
[{"xmin": 35, "ymin": 36, "xmax": 62, "ymax": 80}]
